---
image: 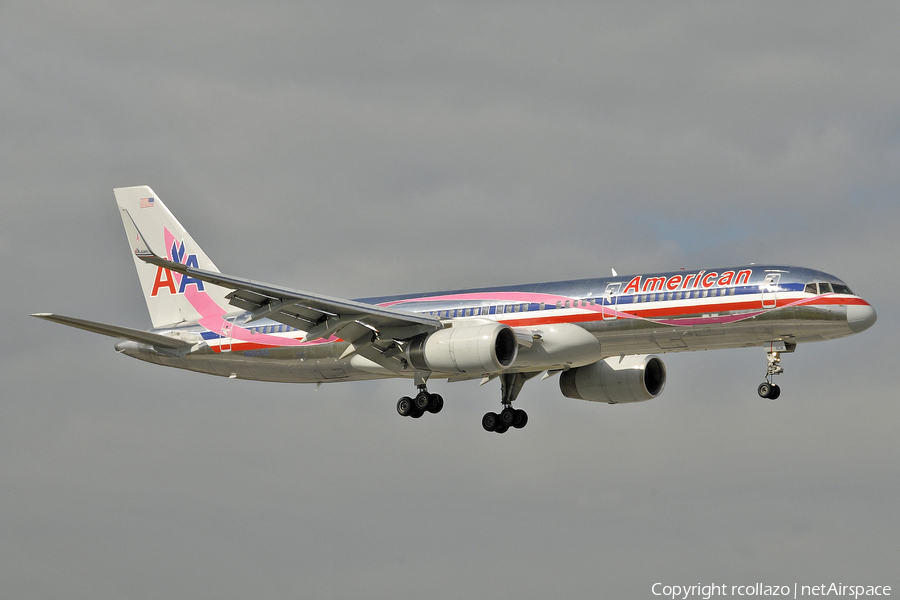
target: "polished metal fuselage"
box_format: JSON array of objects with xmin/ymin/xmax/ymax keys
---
[{"xmin": 115, "ymin": 264, "xmax": 872, "ymax": 384}]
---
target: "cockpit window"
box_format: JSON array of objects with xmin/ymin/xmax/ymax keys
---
[
  {"xmin": 804, "ymin": 283, "xmax": 817, "ymax": 294},
  {"xmin": 818, "ymin": 283, "xmax": 832, "ymax": 294},
  {"xmin": 832, "ymin": 284, "xmax": 853, "ymax": 295}
]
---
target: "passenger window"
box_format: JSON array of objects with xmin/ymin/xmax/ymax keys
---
[
  {"xmin": 539, "ymin": 302, "xmax": 545, "ymax": 311},
  {"xmin": 565, "ymin": 300, "xmax": 570, "ymax": 308},
  {"xmin": 818, "ymin": 283, "xmax": 832, "ymax": 294}
]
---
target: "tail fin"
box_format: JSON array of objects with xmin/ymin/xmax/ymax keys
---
[{"xmin": 114, "ymin": 186, "xmax": 233, "ymax": 328}]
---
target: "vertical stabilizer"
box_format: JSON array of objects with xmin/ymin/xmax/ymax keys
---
[{"xmin": 114, "ymin": 186, "xmax": 233, "ymax": 328}]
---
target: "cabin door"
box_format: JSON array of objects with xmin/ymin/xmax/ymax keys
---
[
  {"xmin": 602, "ymin": 283, "xmax": 621, "ymax": 320},
  {"xmin": 761, "ymin": 273, "xmax": 780, "ymax": 309},
  {"xmin": 220, "ymin": 317, "xmax": 235, "ymax": 352}
]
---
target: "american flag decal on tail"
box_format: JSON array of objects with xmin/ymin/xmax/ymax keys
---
[{"xmin": 140, "ymin": 197, "xmax": 155, "ymax": 208}]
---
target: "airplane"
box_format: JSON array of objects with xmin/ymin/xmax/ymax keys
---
[{"xmin": 33, "ymin": 186, "xmax": 877, "ymax": 433}]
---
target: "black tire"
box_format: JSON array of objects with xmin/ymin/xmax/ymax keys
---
[
  {"xmin": 768, "ymin": 384, "xmax": 781, "ymax": 400},
  {"xmin": 410, "ymin": 407, "xmax": 424, "ymax": 418},
  {"xmin": 414, "ymin": 391, "xmax": 431, "ymax": 411},
  {"xmin": 512, "ymin": 409, "xmax": 528, "ymax": 429},
  {"xmin": 499, "ymin": 407, "xmax": 517, "ymax": 426},
  {"xmin": 758, "ymin": 382, "xmax": 772, "ymax": 399},
  {"xmin": 494, "ymin": 422, "xmax": 509, "ymax": 434},
  {"xmin": 428, "ymin": 393, "xmax": 444, "ymax": 414},
  {"xmin": 482, "ymin": 412, "xmax": 498, "ymax": 432},
  {"xmin": 397, "ymin": 396, "xmax": 413, "ymax": 417}
]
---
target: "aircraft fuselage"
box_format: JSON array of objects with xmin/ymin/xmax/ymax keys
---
[{"xmin": 115, "ymin": 264, "xmax": 874, "ymax": 384}]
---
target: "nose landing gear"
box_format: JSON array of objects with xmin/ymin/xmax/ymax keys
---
[{"xmin": 757, "ymin": 349, "xmax": 784, "ymax": 399}]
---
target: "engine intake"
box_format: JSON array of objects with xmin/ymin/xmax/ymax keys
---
[
  {"xmin": 559, "ymin": 355, "xmax": 666, "ymax": 403},
  {"xmin": 407, "ymin": 323, "xmax": 518, "ymax": 374}
]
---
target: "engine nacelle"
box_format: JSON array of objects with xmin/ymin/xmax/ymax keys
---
[
  {"xmin": 559, "ymin": 355, "xmax": 666, "ymax": 404},
  {"xmin": 407, "ymin": 323, "xmax": 518, "ymax": 374}
]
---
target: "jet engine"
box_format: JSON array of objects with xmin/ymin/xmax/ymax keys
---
[
  {"xmin": 559, "ymin": 355, "xmax": 666, "ymax": 403},
  {"xmin": 407, "ymin": 323, "xmax": 518, "ymax": 374}
]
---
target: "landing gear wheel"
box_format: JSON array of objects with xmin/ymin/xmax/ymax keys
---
[
  {"xmin": 757, "ymin": 382, "xmax": 781, "ymax": 399},
  {"xmin": 494, "ymin": 422, "xmax": 509, "ymax": 434},
  {"xmin": 410, "ymin": 407, "xmax": 424, "ymax": 418},
  {"xmin": 499, "ymin": 407, "xmax": 517, "ymax": 427},
  {"xmin": 397, "ymin": 396, "xmax": 413, "ymax": 417},
  {"xmin": 428, "ymin": 394, "xmax": 444, "ymax": 414},
  {"xmin": 482, "ymin": 412, "xmax": 498, "ymax": 432},
  {"xmin": 414, "ymin": 391, "xmax": 431, "ymax": 411},
  {"xmin": 512, "ymin": 409, "xmax": 528, "ymax": 429}
]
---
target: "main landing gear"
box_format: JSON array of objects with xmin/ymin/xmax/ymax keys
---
[
  {"xmin": 395, "ymin": 372, "xmax": 536, "ymax": 433},
  {"xmin": 396, "ymin": 385, "xmax": 443, "ymax": 419},
  {"xmin": 482, "ymin": 372, "xmax": 536, "ymax": 434},
  {"xmin": 757, "ymin": 349, "xmax": 783, "ymax": 399},
  {"xmin": 481, "ymin": 406, "xmax": 528, "ymax": 434}
]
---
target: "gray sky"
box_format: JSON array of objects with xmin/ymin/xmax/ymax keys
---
[{"xmin": 2, "ymin": 2, "xmax": 898, "ymax": 598}]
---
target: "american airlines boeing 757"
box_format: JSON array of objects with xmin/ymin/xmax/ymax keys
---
[{"xmin": 34, "ymin": 186, "xmax": 877, "ymax": 433}]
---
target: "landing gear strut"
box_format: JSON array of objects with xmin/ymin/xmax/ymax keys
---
[
  {"xmin": 397, "ymin": 384, "xmax": 443, "ymax": 418},
  {"xmin": 482, "ymin": 372, "xmax": 536, "ymax": 434},
  {"xmin": 757, "ymin": 350, "xmax": 783, "ymax": 399}
]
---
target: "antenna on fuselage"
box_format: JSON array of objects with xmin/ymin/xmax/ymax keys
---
[{"xmin": 611, "ymin": 268, "xmax": 618, "ymax": 276}]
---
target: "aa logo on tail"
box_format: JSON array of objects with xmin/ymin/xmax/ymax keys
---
[{"xmin": 151, "ymin": 240, "xmax": 206, "ymax": 296}]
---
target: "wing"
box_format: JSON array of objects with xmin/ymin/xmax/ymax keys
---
[{"xmin": 124, "ymin": 213, "xmax": 441, "ymax": 370}]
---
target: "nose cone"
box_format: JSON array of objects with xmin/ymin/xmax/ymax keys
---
[{"xmin": 847, "ymin": 303, "xmax": 877, "ymax": 333}]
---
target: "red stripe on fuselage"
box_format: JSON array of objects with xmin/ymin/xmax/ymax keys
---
[{"xmin": 205, "ymin": 295, "xmax": 869, "ymax": 352}]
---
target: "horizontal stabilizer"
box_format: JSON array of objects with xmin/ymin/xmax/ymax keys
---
[{"xmin": 31, "ymin": 313, "xmax": 194, "ymax": 349}]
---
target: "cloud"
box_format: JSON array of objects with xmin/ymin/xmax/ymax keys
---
[{"xmin": 1, "ymin": 2, "xmax": 897, "ymax": 598}]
